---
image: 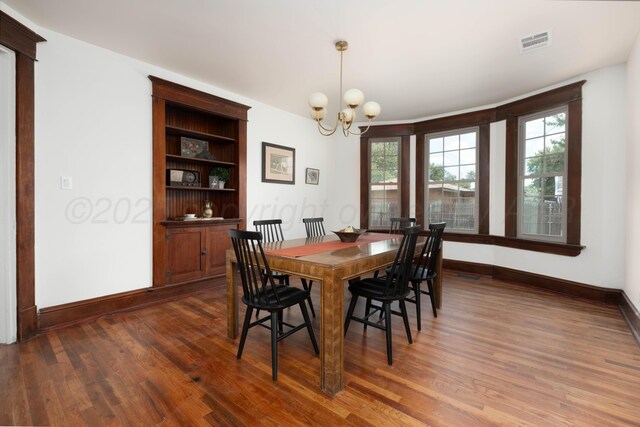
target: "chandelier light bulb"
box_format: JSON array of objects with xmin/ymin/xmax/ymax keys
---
[
  {"xmin": 311, "ymin": 108, "xmax": 326, "ymax": 121},
  {"xmin": 308, "ymin": 92, "xmax": 329, "ymax": 109},
  {"xmin": 341, "ymin": 108, "xmax": 354, "ymax": 123},
  {"xmin": 363, "ymin": 101, "xmax": 381, "ymax": 119},
  {"xmin": 343, "ymin": 88, "xmax": 364, "ymax": 108}
]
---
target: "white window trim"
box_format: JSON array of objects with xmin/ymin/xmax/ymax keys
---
[
  {"xmin": 517, "ymin": 106, "xmax": 569, "ymax": 243},
  {"xmin": 425, "ymin": 126, "xmax": 480, "ymax": 233},
  {"xmin": 368, "ymin": 137, "xmax": 401, "ymax": 230}
]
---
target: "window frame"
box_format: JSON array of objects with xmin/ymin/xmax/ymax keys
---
[
  {"xmin": 359, "ymin": 80, "xmax": 584, "ymax": 256},
  {"xmin": 501, "ymin": 80, "xmax": 584, "ymax": 247},
  {"xmin": 425, "ymin": 126, "xmax": 480, "ymax": 233},
  {"xmin": 367, "ymin": 137, "xmax": 402, "ymax": 230},
  {"xmin": 415, "ymin": 109, "xmax": 493, "ymax": 236},
  {"xmin": 359, "ymin": 124, "xmax": 412, "ymax": 230},
  {"xmin": 517, "ymin": 106, "xmax": 569, "ymax": 243}
]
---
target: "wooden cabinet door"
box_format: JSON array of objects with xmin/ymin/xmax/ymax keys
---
[
  {"xmin": 205, "ymin": 224, "xmax": 237, "ymax": 277},
  {"xmin": 166, "ymin": 227, "xmax": 205, "ymax": 284}
]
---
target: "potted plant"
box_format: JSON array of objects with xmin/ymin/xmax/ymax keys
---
[{"xmin": 210, "ymin": 167, "xmax": 230, "ymax": 189}]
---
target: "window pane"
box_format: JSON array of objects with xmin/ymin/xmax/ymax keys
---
[
  {"xmin": 544, "ymin": 154, "xmax": 564, "ymax": 174},
  {"xmin": 545, "ymin": 134, "xmax": 565, "ymax": 152},
  {"xmin": 427, "ymin": 187, "xmax": 444, "ymax": 223},
  {"xmin": 525, "ymin": 156, "xmax": 543, "ymax": 175},
  {"xmin": 444, "ymin": 135, "xmax": 459, "ymax": 151},
  {"xmin": 460, "ymin": 132, "xmax": 476, "ymax": 149},
  {"xmin": 444, "ymin": 166, "xmax": 459, "ymax": 180},
  {"xmin": 426, "ymin": 129, "xmax": 479, "ymax": 232},
  {"xmin": 523, "ymin": 178, "xmax": 540, "ymax": 196},
  {"xmin": 542, "ymin": 177, "xmax": 559, "ymax": 197},
  {"xmin": 444, "ymin": 150, "xmax": 459, "ymax": 166},
  {"xmin": 429, "ymin": 164, "xmax": 445, "ymax": 181},
  {"xmin": 459, "ymin": 164, "xmax": 475, "ymax": 180},
  {"xmin": 430, "ymin": 152, "xmax": 444, "ymax": 166},
  {"xmin": 460, "ymin": 148, "xmax": 476, "ymax": 165},
  {"xmin": 518, "ymin": 107, "xmax": 569, "ymax": 242},
  {"xmin": 545, "ymin": 112, "xmax": 566, "ymax": 134},
  {"xmin": 525, "ymin": 118, "xmax": 544, "ymax": 138},
  {"xmin": 369, "ymin": 139, "xmax": 400, "ymax": 228},
  {"xmin": 429, "ymin": 137, "xmax": 443, "ymax": 153},
  {"xmin": 525, "ymin": 137, "xmax": 544, "ymax": 157}
]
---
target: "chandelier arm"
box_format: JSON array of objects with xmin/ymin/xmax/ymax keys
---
[
  {"xmin": 343, "ymin": 119, "xmax": 373, "ymax": 137},
  {"xmin": 316, "ymin": 119, "xmax": 338, "ymax": 136}
]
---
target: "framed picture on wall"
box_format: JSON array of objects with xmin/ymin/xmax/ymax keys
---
[
  {"xmin": 305, "ymin": 168, "xmax": 319, "ymax": 185},
  {"xmin": 262, "ymin": 142, "xmax": 295, "ymax": 184}
]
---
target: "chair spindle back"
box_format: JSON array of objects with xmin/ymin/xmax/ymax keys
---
[
  {"xmin": 253, "ymin": 219, "xmax": 285, "ymax": 243},
  {"xmin": 303, "ymin": 217, "xmax": 326, "ymax": 237},
  {"xmin": 389, "ymin": 217, "xmax": 417, "ymax": 234},
  {"xmin": 414, "ymin": 222, "xmax": 446, "ymax": 277},
  {"xmin": 382, "ymin": 225, "xmax": 421, "ymax": 297},
  {"xmin": 228, "ymin": 229, "xmax": 281, "ymax": 306}
]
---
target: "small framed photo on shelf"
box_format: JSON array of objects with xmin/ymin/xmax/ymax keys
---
[
  {"xmin": 181, "ymin": 137, "xmax": 211, "ymax": 159},
  {"xmin": 262, "ymin": 142, "xmax": 295, "ymax": 184},
  {"xmin": 305, "ymin": 168, "xmax": 319, "ymax": 185}
]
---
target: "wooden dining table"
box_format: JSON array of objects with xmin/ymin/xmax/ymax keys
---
[{"xmin": 226, "ymin": 232, "xmax": 442, "ymax": 396}]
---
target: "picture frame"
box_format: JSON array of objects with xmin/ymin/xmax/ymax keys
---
[
  {"xmin": 262, "ymin": 142, "xmax": 295, "ymax": 184},
  {"xmin": 180, "ymin": 137, "xmax": 209, "ymax": 158},
  {"xmin": 305, "ymin": 168, "xmax": 319, "ymax": 185}
]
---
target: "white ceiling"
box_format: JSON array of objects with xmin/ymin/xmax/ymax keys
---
[{"xmin": 4, "ymin": 0, "xmax": 640, "ymax": 121}]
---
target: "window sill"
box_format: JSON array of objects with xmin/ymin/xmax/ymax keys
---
[{"xmin": 442, "ymin": 232, "xmax": 585, "ymax": 257}]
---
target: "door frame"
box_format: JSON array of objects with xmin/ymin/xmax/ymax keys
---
[{"xmin": 0, "ymin": 11, "xmax": 45, "ymax": 340}]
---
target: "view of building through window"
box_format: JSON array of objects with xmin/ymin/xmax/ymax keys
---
[
  {"xmin": 369, "ymin": 139, "xmax": 400, "ymax": 229},
  {"xmin": 519, "ymin": 108, "xmax": 567, "ymax": 240},
  {"xmin": 426, "ymin": 129, "xmax": 478, "ymax": 231}
]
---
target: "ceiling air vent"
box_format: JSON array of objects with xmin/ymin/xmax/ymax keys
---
[{"xmin": 520, "ymin": 30, "xmax": 551, "ymax": 53}]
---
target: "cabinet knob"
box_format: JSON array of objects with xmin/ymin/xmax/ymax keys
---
[{"xmin": 202, "ymin": 250, "xmax": 208, "ymax": 256}]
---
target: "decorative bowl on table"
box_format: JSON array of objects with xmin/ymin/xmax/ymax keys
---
[{"xmin": 332, "ymin": 227, "xmax": 366, "ymax": 243}]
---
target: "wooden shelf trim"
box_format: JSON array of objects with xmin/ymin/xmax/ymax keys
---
[
  {"xmin": 166, "ymin": 154, "xmax": 235, "ymax": 167},
  {"xmin": 166, "ymin": 186, "xmax": 236, "ymax": 192},
  {"xmin": 166, "ymin": 125, "xmax": 236, "ymax": 143}
]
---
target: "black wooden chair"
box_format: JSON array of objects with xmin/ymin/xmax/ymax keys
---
[
  {"xmin": 373, "ymin": 217, "xmax": 417, "ymax": 278},
  {"xmin": 228, "ymin": 229, "xmax": 319, "ymax": 381},
  {"xmin": 303, "ymin": 217, "xmax": 326, "ymax": 238},
  {"xmin": 404, "ymin": 222, "xmax": 446, "ymax": 330},
  {"xmin": 344, "ymin": 225, "xmax": 421, "ymax": 365},
  {"xmin": 299, "ymin": 217, "xmax": 326, "ymax": 317},
  {"xmin": 253, "ymin": 219, "xmax": 290, "ymax": 287},
  {"xmin": 389, "ymin": 217, "xmax": 417, "ymax": 233}
]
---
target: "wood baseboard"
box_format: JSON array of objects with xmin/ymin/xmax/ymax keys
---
[
  {"xmin": 38, "ymin": 277, "xmax": 224, "ymax": 333},
  {"xmin": 619, "ymin": 292, "xmax": 640, "ymax": 347},
  {"xmin": 443, "ymin": 259, "xmax": 622, "ymax": 304}
]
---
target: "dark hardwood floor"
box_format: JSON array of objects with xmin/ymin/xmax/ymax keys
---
[{"xmin": 2, "ymin": 271, "xmax": 639, "ymax": 426}]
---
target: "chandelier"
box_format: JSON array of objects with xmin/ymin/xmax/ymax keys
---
[{"xmin": 308, "ymin": 40, "xmax": 381, "ymax": 137}]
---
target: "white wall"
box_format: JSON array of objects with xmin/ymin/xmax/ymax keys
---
[
  {"xmin": 0, "ymin": 45, "xmax": 17, "ymax": 344},
  {"xmin": 332, "ymin": 65, "xmax": 630, "ymax": 289},
  {"xmin": 1, "ymin": 6, "xmax": 333, "ymax": 308},
  {"xmin": 625, "ymin": 33, "xmax": 640, "ymax": 311}
]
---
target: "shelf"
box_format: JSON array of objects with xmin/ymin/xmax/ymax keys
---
[
  {"xmin": 166, "ymin": 154, "xmax": 235, "ymax": 167},
  {"xmin": 166, "ymin": 125, "xmax": 236, "ymax": 143},
  {"xmin": 166, "ymin": 186, "xmax": 236, "ymax": 192}
]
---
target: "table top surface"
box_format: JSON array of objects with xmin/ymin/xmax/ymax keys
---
[{"xmin": 262, "ymin": 232, "xmax": 422, "ymax": 268}]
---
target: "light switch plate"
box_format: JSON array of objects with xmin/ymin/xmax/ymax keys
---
[{"xmin": 60, "ymin": 176, "xmax": 73, "ymax": 190}]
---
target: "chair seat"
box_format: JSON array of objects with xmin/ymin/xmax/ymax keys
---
[
  {"xmin": 243, "ymin": 285, "xmax": 310, "ymax": 310},
  {"xmin": 348, "ymin": 277, "xmax": 411, "ymax": 301},
  {"xmin": 385, "ymin": 264, "xmax": 436, "ymax": 282}
]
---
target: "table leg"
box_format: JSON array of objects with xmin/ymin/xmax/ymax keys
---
[
  {"xmin": 226, "ymin": 251, "xmax": 238, "ymax": 339},
  {"xmin": 320, "ymin": 269, "xmax": 344, "ymax": 396},
  {"xmin": 435, "ymin": 245, "xmax": 443, "ymax": 309}
]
